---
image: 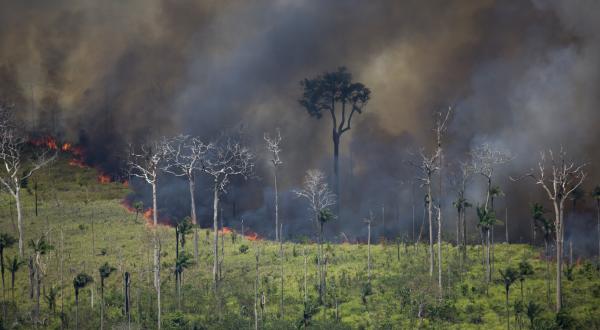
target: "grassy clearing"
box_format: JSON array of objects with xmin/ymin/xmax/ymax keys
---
[{"xmin": 1, "ymin": 158, "xmax": 600, "ymax": 329}]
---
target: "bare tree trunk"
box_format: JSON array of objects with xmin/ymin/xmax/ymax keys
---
[
  {"xmin": 505, "ymin": 207, "xmax": 509, "ymax": 243},
  {"xmin": 212, "ymin": 182, "xmax": 220, "ymax": 287},
  {"xmin": 189, "ymin": 177, "xmax": 199, "ymax": 262},
  {"xmin": 333, "ymin": 132, "xmax": 340, "ymax": 218},
  {"xmin": 427, "ymin": 184, "xmax": 433, "ymax": 278},
  {"xmin": 279, "ymin": 224, "xmax": 284, "ymax": 319},
  {"xmin": 545, "ymin": 240, "xmax": 550, "ymax": 304},
  {"xmin": 555, "ymin": 206, "xmax": 563, "ymax": 312},
  {"xmin": 156, "ymin": 237, "xmax": 161, "ymax": 330},
  {"xmin": 437, "ymin": 209, "xmax": 442, "ymax": 293},
  {"xmin": 597, "ymin": 201, "xmax": 600, "ymax": 264},
  {"xmin": 303, "ymin": 247, "xmax": 307, "ymax": 304},
  {"xmin": 15, "ymin": 186, "xmax": 24, "ymax": 257},
  {"xmin": 367, "ymin": 221, "xmax": 371, "ymax": 282},
  {"xmin": 274, "ymin": 167, "xmax": 279, "ymax": 242},
  {"xmin": 254, "ymin": 248, "xmax": 259, "ymax": 330},
  {"xmin": 486, "ymin": 230, "xmax": 491, "ymax": 283},
  {"xmin": 100, "ymin": 279, "xmax": 105, "ymax": 330}
]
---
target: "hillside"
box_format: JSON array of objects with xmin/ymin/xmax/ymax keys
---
[{"xmin": 1, "ymin": 158, "xmax": 599, "ymax": 329}]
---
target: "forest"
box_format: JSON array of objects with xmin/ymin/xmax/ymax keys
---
[{"xmin": 1, "ymin": 1, "xmax": 600, "ymax": 329}]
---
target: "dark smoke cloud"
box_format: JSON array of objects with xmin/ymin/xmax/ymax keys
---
[{"xmin": 1, "ymin": 1, "xmax": 599, "ymax": 248}]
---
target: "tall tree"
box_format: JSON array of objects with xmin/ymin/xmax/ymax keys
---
[
  {"xmin": 411, "ymin": 148, "xmax": 440, "ymax": 278},
  {"xmin": 0, "ymin": 106, "xmax": 55, "ymax": 256},
  {"xmin": 264, "ymin": 129, "xmax": 283, "ymax": 242},
  {"xmin": 518, "ymin": 260, "xmax": 534, "ymax": 304},
  {"xmin": 28, "ymin": 235, "xmax": 53, "ymax": 322},
  {"xmin": 532, "ymin": 202, "xmax": 554, "ymax": 304},
  {"xmin": 299, "ymin": 67, "xmax": 371, "ymax": 216},
  {"xmin": 295, "ymin": 169, "xmax": 336, "ymax": 304},
  {"xmin": 128, "ymin": 138, "xmax": 167, "ymax": 329},
  {"xmin": 0, "ymin": 233, "xmax": 16, "ymax": 297},
  {"xmin": 7, "ymin": 255, "xmax": 24, "ymax": 303},
  {"xmin": 98, "ymin": 262, "xmax": 116, "ymax": 330},
  {"xmin": 202, "ymin": 136, "xmax": 254, "ymax": 287},
  {"xmin": 73, "ymin": 273, "xmax": 93, "ymax": 330},
  {"xmin": 499, "ymin": 267, "xmax": 518, "ymax": 330},
  {"xmin": 162, "ymin": 134, "xmax": 211, "ymax": 262},
  {"xmin": 513, "ymin": 148, "xmax": 586, "ymax": 312},
  {"xmin": 471, "ymin": 143, "xmax": 511, "ymax": 281},
  {"xmin": 593, "ymin": 186, "xmax": 600, "ymax": 262},
  {"xmin": 174, "ymin": 252, "xmax": 193, "ymax": 310}
]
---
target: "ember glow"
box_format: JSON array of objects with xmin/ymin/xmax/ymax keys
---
[
  {"xmin": 30, "ymin": 136, "xmax": 58, "ymax": 150},
  {"xmin": 97, "ymin": 174, "xmax": 111, "ymax": 184}
]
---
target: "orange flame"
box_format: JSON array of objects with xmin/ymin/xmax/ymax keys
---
[
  {"xmin": 30, "ymin": 136, "xmax": 58, "ymax": 150},
  {"xmin": 61, "ymin": 143, "xmax": 72, "ymax": 152},
  {"xmin": 97, "ymin": 174, "xmax": 111, "ymax": 184},
  {"xmin": 245, "ymin": 231, "xmax": 261, "ymax": 241},
  {"xmin": 219, "ymin": 227, "xmax": 233, "ymax": 235}
]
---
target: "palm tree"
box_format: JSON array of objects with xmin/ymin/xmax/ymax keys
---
[
  {"xmin": 29, "ymin": 235, "xmax": 53, "ymax": 320},
  {"xmin": 177, "ymin": 217, "xmax": 193, "ymax": 253},
  {"xmin": 477, "ymin": 206, "xmax": 496, "ymax": 284},
  {"xmin": 7, "ymin": 255, "xmax": 24, "ymax": 303},
  {"xmin": 174, "ymin": 252, "xmax": 194, "ymax": 309},
  {"xmin": 592, "ymin": 186, "xmax": 600, "ymax": 262},
  {"xmin": 99, "ymin": 263, "xmax": 116, "ymax": 330},
  {"xmin": 44, "ymin": 285, "xmax": 59, "ymax": 315},
  {"xmin": 499, "ymin": 267, "xmax": 519, "ymax": 330},
  {"xmin": 73, "ymin": 273, "xmax": 93, "ymax": 330},
  {"xmin": 526, "ymin": 301, "xmax": 542, "ymax": 329},
  {"xmin": 0, "ymin": 233, "xmax": 16, "ymax": 297},
  {"xmin": 317, "ymin": 209, "xmax": 335, "ymax": 303},
  {"xmin": 533, "ymin": 203, "xmax": 554, "ymax": 304},
  {"xmin": 518, "ymin": 260, "xmax": 534, "ymax": 304}
]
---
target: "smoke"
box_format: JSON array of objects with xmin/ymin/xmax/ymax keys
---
[{"xmin": 1, "ymin": 1, "xmax": 599, "ymax": 246}]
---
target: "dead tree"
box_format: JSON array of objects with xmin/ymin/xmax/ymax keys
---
[
  {"xmin": 363, "ymin": 211, "xmax": 374, "ymax": 283},
  {"xmin": 512, "ymin": 148, "xmax": 586, "ymax": 312},
  {"xmin": 410, "ymin": 148, "xmax": 440, "ymax": 278},
  {"xmin": 264, "ymin": 129, "xmax": 283, "ymax": 241},
  {"xmin": 202, "ymin": 136, "xmax": 254, "ymax": 288},
  {"xmin": 162, "ymin": 134, "xmax": 211, "ymax": 262},
  {"xmin": 295, "ymin": 169, "xmax": 336, "ymax": 304},
  {"xmin": 299, "ymin": 67, "xmax": 371, "ymax": 217},
  {"xmin": 471, "ymin": 143, "xmax": 511, "ymax": 282},
  {"xmin": 0, "ymin": 106, "xmax": 55, "ymax": 256},
  {"xmin": 128, "ymin": 139, "xmax": 167, "ymax": 329}
]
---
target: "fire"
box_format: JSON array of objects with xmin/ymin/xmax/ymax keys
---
[
  {"xmin": 245, "ymin": 230, "xmax": 261, "ymax": 241},
  {"xmin": 218, "ymin": 226, "xmax": 261, "ymax": 240},
  {"xmin": 61, "ymin": 143, "xmax": 72, "ymax": 152},
  {"xmin": 97, "ymin": 174, "xmax": 111, "ymax": 184},
  {"xmin": 219, "ymin": 227, "xmax": 233, "ymax": 235},
  {"xmin": 143, "ymin": 208, "xmax": 153, "ymax": 221},
  {"xmin": 30, "ymin": 136, "xmax": 58, "ymax": 150}
]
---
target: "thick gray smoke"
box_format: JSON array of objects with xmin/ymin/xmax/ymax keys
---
[{"xmin": 1, "ymin": 1, "xmax": 599, "ymax": 249}]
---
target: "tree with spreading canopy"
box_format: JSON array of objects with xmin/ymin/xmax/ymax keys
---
[{"xmin": 299, "ymin": 67, "xmax": 371, "ymax": 217}]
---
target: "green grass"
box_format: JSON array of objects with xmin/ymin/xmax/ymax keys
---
[{"xmin": 1, "ymin": 157, "xmax": 600, "ymax": 329}]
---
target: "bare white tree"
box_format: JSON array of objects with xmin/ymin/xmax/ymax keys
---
[
  {"xmin": 264, "ymin": 129, "xmax": 283, "ymax": 242},
  {"xmin": 0, "ymin": 106, "xmax": 56, "ymax": 256},
  {"xmin": 127, "ymin": 138, "xmax": 167, "ymax": 330},
  {"xmin": 512, "ymin": 148, "xmax": 586, "ymax": 312},
  {"xmin": 202, "ymin": 136, "xmax": 254, "ymax": 287},
  {"xmin": 295, "ymin": 169, "xmax": 335, "ymax": 303},
  {"xmin": 410, "ymin": 148, "xmax": 440, "ymax": 278},
  {"xmin": 471, "ymin": 143, "xmax": 511, "ymax": 282},
  {"xmin": 162, "ymin": 134, "xmax": 211, "ymax": 261}
]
